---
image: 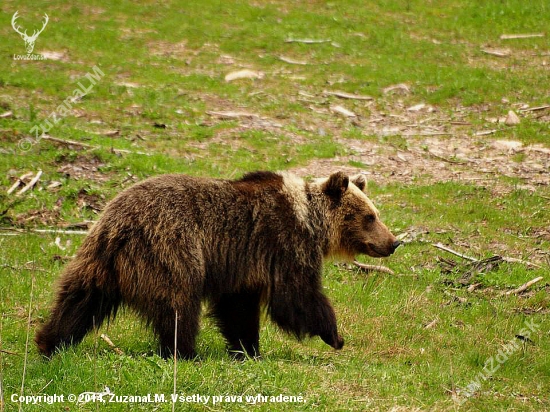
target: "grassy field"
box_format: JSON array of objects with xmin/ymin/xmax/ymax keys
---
[{"xmin": 1, "ymin": 0, "xmax": 549, "ymax": 410}]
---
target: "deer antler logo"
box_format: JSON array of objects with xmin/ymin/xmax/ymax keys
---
[{"xmin": 11, "ymin": 11, "xmax": 49, "ymax": 54}]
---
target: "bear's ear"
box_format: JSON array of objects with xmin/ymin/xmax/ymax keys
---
[
  {"xmin": 323, "ymin": 172, "xmax": 349, "ymax": 198},
  {"xmin": 351, "ymin": 174, "xmax": 366, "ymax": 192}
]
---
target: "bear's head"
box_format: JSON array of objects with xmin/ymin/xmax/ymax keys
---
[{"xmin": 319, "ymin": 172, "xmax": 401, "ymax": 259}]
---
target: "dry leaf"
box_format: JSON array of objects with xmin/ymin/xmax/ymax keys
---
[
  {"xmin": 505, "ymin": 110, "xmax": 520, "ymax": 126},
  {"xmin": 330, "ymin": 105, "xmax": 357, "ymax": 117},
  {"xmin": 224, "ymin": 69, "xmax": 265, "ymax": 82},
  {"xmin": 323, "ymin": 90, "xmax": 373, "ymax": 100}
]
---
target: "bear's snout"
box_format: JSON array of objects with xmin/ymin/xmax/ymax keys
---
[
  {"xmin": 365, "ymin": 239, "xmax": 401, "ymax": 257},
  {"xmin": 391, "ymin": 240, "xmax": 402, "ymax": 252}
]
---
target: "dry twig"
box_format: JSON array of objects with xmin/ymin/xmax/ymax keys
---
[
  {"xmin": 432, "ymin": 243, "xmax": 478, "ymax": 262},
  {"xmin": 100, "ymin": 334, "xmax": 124, "ymax": 355},
  {"xmin": 323, "ymin": 90, "xmax": 373, "ymax": 100},
  {"xmin": 7, "ymin": 172, "xmax": 34, "ymax": 195},
  {"xmin": 500, "ymin": 33, "xmax": 544, "ymax": 40},
  {"xmin": 17, "ymin": 171, "xmax": 42, "ymax": 196},
  {"xmin": 353, "ymin": 261, "xmax": 395, "ymax": 275},
  {"xmin": 503, "ymin": 277, "xmax": 544, "ymax": 296}
]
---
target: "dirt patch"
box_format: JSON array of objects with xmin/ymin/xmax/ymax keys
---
[
  {"xmin": 294, "ymin": 135, "xmax": 550, "ymax": 192},
  {"xmin": 290, "ymin": 99, "xmax": 550, "ymax": 191},
  {"xmin": 57, "ymin": 154, "xmax": 110, "ymax": 183}
]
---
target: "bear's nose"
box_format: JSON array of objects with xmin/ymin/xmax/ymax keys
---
[{"xmin": 391, "ymin": 240, "xmax": 402, "ymax": 251}]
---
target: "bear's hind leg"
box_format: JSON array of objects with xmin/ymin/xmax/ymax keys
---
[
  {"xmin": 153, "ymin": 299, "xmax": 201, "ymax": 360},
  {"xmin": 210, "ymin": 292, "xmax": 261, "ymax": 360}
]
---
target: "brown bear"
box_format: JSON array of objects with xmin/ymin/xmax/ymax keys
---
[{"xmin": 35, "ymin": 171, "xmax": 400, "ymax": 360}]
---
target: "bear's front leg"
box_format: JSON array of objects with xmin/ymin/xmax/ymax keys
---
[{"xmin": 268, "ymin": 283, "xmax": 344, "ymax": 350}]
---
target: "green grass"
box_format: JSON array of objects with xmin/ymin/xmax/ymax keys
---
[{"xmin": 1, "ymin": 0, "xmax": 549, "ymax": 411}]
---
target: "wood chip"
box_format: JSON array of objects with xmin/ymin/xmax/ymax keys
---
[
  {"xmin": 407, "ymin": 103, "xmax": 426, "ymax": 112},
  {"xmin": 224, "ymin": 69, "xmax": 265, "ymax": 82},
  {"xmin": 47, "ymin": 181, "xmax": 62, "ymax": 190},
  {"xmin": 424, "ymin": 318, "xmax": 438, "ymax": 329},
  {"xmin": 330, "ymin": 105, "xmax": 357, "ymax": 117},
  {"xmin": 323, "ymin": 90, "xmax": 373, "ymax": 100},
  {"xmin": 0, "ymin": 111, "xmax": 13, "ymax": 118},
  {"xmin": 500, "ymin": 33, "xmax": 545, "ymax": 40},
  {"xmin": 278, "ymin": 55, "xmax": 308, "ymax": 65}
]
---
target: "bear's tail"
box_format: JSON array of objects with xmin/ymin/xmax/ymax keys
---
[{"xmin": 35, "ymin": 245, "xmax": 121, "ymax": 357}]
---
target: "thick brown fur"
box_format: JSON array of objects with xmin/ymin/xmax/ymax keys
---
[{"xmin": 35, "ymin": 171, "xmax": 399, "ymax": 360}]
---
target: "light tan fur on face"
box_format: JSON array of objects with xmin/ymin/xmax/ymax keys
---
[
  {"xmin": 346, "ymin": 183, "xmax": 380, "ymax": 217},
  {"xmin": 314, "ymin": 172, "xmax": 397, "ymax": 259}
]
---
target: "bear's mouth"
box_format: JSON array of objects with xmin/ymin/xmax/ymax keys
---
[{"xmin": 365, "ymin": 243, "xmax": 393, "ymax": 258}]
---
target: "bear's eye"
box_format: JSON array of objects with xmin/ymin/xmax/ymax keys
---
[{"xmin": 364, "ymin": 214, "xmax": 376, "ymax": 225}]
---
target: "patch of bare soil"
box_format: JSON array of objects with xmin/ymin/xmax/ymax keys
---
[
  {"xmin": 57, "ymin": 154, "xmax": 109, "ymax": 183},
  {"xmin": 307, "ymin": 136, "xmax": 550, "ymax": 191},
  {"xmin": 291, "ymin": 103, "xmax": 550, "ymax": 193}
]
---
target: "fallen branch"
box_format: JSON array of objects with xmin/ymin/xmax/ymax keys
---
[
  {"xmin": 503, "ymin": 276, "xmax": 544, "ymax": 296},
  {"xmin": 353, "ymin": 260, "xmax": 395, "ymax": 275},
  {"xmin": 7, "ymin": 172, "xmax": 34, "ymax": 195},
  {"xmin": 17, "ymin": 171, "xmax": 43, "ymax": 196},
  {"xmin": 433, "ymin": 243, "xmax": 541, "ymax": 271},
  {"xmin": 206, "ymin": 110, "xmax": 259, "ymax": 119},
  {"xmin": 501, "ymin": 256, "xmax": 542, "ymax": 269},
  {"xmin": 500, "ymin": 33, "xmax": 544, "ymax": 40},
  {"xmin": 0, "ymin": 227, "xmax": 89, "ymax": 236},
  {"xmin": 0, "ymin": 349, "xmax": 21, "ymax": 356},
  {"xmin": 519, "ymin": 105, "xmax": 550, "ymax": 113},
  {"xmin": 100, "ymin": 334, "xmax": 124, "ymax": 355},
  {"xmin": 41, "ymin": 135, "xmax": 95, "ymax": 149},
  {"xmin": 41, "ymin": 135, "xmax": 149, "ymax": 156},
  {"xmin": 323, "ymin": 90, "xmax": 373, "ymax": 100},
  {"xmin": 278, "ymin": 55, "xmax": 308, "ymax": 65},
  {"xmin": 285, "ymin": 38, "xmax": 331, "ymax": 44},
  {"xmin": 432, "ymin": 243, "xmax": 478, "ymax": 262}
]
